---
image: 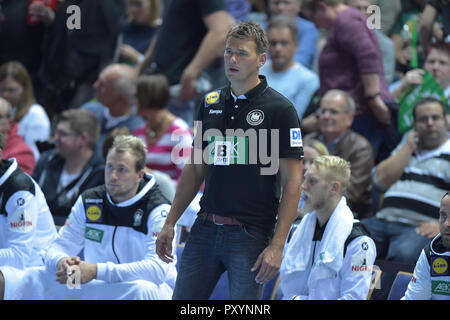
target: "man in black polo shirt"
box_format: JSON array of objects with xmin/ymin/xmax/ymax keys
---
[{"xmin": 156, "ymin": 21, "xmax": 303, "ymax": 300}]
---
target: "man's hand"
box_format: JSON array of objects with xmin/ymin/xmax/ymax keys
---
[
  {"xmin": 55, "ymin": 256, "xmax": 97, "ymax": 285},
  {"xmin": 179, "ymin": 66, "xmax": 198, "ymax": 102},
  {"xmin": 156, "ymin": 223, "xmax": 175, "ymax": 263},
  {"xmin": 77, "ymin": 261, "xmax": 98, "ymax": 284},
  {"xmin": 415, "ymin": 221, "xmax": 440, "ymax": 239},
  {"xmin": 28, "ymin": 1, "xmax": 55, "ymax": 26},
  {"xmin": 251, "ymin": 244, "xmax": 283, "ymax": 284},
  {"xmin": 368, "ymin": 97, "xmax": 391, "ymax": 125},
  {"xmin": 405, "ymin": 130, "xmax": 419, "ymax": 152},
  {"xmin": 56, "ymin": 256, "xmax": 80, "ymax": 284}
]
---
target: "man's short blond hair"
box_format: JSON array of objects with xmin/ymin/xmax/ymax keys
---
[
  {"xmin": 313, "ymin": 155, "xmax": 351, "ymax": 194},
  {"xmin": 109, "ymin": 135, "xmax": 147, "ymax": 172}
]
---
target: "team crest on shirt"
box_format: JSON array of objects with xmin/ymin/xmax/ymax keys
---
[
  {"xmin": 246, "ymin": 109, "xmax": 264, "ymax": 126},
  {"xmin": 204, "ymin": 90, "xmax": 220, "ymax": 107},
  {"xmin": 133, "ymin": 209, "xmax": 144, "ymax": 227}
]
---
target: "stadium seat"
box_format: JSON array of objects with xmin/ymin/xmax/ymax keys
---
[
  {"xmin": 261, "ymin": 274, "xmax": 280, "ymax": 300},
  {"xmin": 367, "ymin": 267, "xmax": 382, "ymax": 300},
  {"xmin": 387, "ymin": 271, "xmax": 413, "ymax": 300}
]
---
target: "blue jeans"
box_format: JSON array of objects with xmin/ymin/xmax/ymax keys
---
[
  {"xmin": 172, "ymin": 217, "xmax": 272, "ymax": 300},
  {"xmin": 361, "ymin": 217, "xmax": 431, "ymax": 264}
]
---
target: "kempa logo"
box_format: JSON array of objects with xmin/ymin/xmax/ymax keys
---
[{"xmin": 432, "ymin": 280, "xmax": 450, "ymax": 296}]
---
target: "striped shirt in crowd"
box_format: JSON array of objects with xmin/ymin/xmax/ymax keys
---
[
  {"xmin": 373, "ymin": 139, "xmax": 450, "ymax": 225},
  {"xmin": 134, "ymin": 117, "xmax": 193, "ymax": 181}
]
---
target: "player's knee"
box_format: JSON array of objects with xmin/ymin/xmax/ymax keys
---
[{"xmin": 130, "ymin": 280, "xmax": 160, "ymax": 299}]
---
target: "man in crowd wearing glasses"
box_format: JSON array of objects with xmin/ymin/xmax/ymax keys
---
[
  {"xmin": 305, "ymin": 89, "xmax": 374, "ymax": 219},
  {"xmin": 32, "ymin": 109, "xmax": 105, "ymax": 226}
]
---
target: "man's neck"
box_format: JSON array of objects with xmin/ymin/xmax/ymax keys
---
[
  {"xmin": 315, "ymin": 196, "xmax": 341, "ymax": 227},
  {"xmin": 107, "ymin": 102, "xmax": 132, "ymax": 118},
  {"xmin": 110, "ymin": 184, "xmax": 141, "ymax": 204},
  {"xmin": 64, "ymin": 148, "xmax": 93, "ymax": 175},
  {"xmin": 230, "ymin": 75, "xmax": 261, "ymax": 97},
  {"xmin": 421, "ymin": 136, "xmax": 448, "ymax": 151},
  {"xmin": 272, "ymin": 60, "xmax": 296, "ymax": 73},
  {"xmin": 322, "ymin": 130, "xmax": 346, "ymax": 145}
]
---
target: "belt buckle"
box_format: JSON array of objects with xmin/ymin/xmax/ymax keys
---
[{"xmin": 212, "ymin": 214, "xmax": 224, "ymax": 226}]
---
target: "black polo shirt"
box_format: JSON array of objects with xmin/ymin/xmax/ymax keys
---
[{"xmin": 194, "ymin": 76, "xmax": 304, "ymax": 231}]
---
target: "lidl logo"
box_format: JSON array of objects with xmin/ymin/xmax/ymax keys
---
[
  {"xmin": 205, "ymin": 91, "xmax": 220, "ymax": 107},
  {"xmin": 431, "ymin": 257, "xmax": 448, "ymax": 276},
  {"xmin": 86, "ymin": 205, "xmax": 102, "ymax": 222}
]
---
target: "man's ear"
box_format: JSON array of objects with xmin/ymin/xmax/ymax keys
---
[
  {"xmin": 330, "ymin": 180, "xmax": 341, "ymax": 196},
  {"xmin": 258, "ymin": 52, "xmax": 267, "ymax": 68},
  {"xmin": 138, "ymin": 169, "xmax": 145, "ymax": 180},
  {"xmin": 80, "ymin": 132, "xmax": 90, "ymax": 147}
]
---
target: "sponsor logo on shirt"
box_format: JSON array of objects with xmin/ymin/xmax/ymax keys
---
[
  {"xmin": 351, "ymin": 254, "xmax": 371, "ymax": 274},
  {"xmin": 152, "ymin": 222, "xmax": 164, "ymax": 239},
  {"xmin": 209, "ymin": 109, "xmax": 222, "ymax": 115},
  {"xmin": 431, "ymin": 257, "xmax": 448, "ymax": 276},
  {"xmin": 85, "ymin": 226, "xmax": 104, "ymax": 243},
  {"xmin": 85, "ymin": 198, "xmax": 103, "ymax": 204},
  {"xmin": 431, "ymin": 280, "xmax": 450, "ymax": 296},
  {"xmin": 9, "ymin": 207, "xmax": 33, "ymax": 232},
  {"xmin": 86, "ymin": 205, "xmax": 102, "ymax": 222},
  {"xmin": 204, "ymin": 91, "xmax": 220, "ymax": 107},
  {"xmin": 290, "ymin": 128, "xmax": 303, "ymax": 147},
  {"xmin": 10, "ymin": 215, "xmax": 33, "ymax": 229}
]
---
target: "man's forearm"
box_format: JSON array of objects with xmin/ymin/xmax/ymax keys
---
[
  {"xmin": 271, "ymin": 160, "xmax": 302, "ymax": 248},
  {"xmin": 165, "ymin": 162, "xmax": 207, "ymax": 226},
  {"xmin": 183, "ymin": 12, "xmax": 233, "ymax": 80},
  {"xmin": 375, "ymin": 143, "xmax": 413, "ymax": 189},
  {"xmin": 419, "ymin": 5, "xmax": 438, "ymax": 54},
  {"xmin": 137, "ymin": 34, "xmax": 158, "ymax": 75}
]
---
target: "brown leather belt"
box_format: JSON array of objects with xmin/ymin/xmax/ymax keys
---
[{"xmin": 198, "ymin": 212, "xmax": 240, "ymax": 225}]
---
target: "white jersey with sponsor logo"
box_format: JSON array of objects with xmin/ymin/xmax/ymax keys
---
[
  {"xmin": 44, "ymin": 176, "xmax": 177, "ymax": 289},
  {"xmin": 0, "ymin": 158, "xmax": 57, "ymax": 268},
  {"xmin": 280, "ymin": 197, "xmax": 376, "ymax": 300},
  {"xmin": 403, "ymin": 235, "xmax": 450, "ymax": 300}
]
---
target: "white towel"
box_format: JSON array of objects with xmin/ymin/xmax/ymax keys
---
[{"xmin": 280, "ymin": 197, "xmax": 355, "ymax": 295}]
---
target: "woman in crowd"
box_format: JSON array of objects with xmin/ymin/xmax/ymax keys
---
[
  {"xmin": 133, "ymin": 74, "xmax": 193, "ymax": 181},
  {"xmin": 0, "ymin": 61, "xmax": 50, "ymax": 161},
  {"xmin": 0, "ymin": 97, "xmax": 35, "ymax": 175},
  {"xmin": 119, "ymin": 0, "xmax": 161, "ymax": 66}
]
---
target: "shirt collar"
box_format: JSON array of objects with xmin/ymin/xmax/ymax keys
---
[
  {"xmin": 319, "ymin": 131, "xmax": 347, "ymax": 153},
  {"xmin": 228, "ymin": 75, "xmax": 268, "ymax": 102}
]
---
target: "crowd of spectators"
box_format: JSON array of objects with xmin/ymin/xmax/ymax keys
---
[{"xmin": 0, "ymin": 0, "xmax": 449, "ymax": 300}]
